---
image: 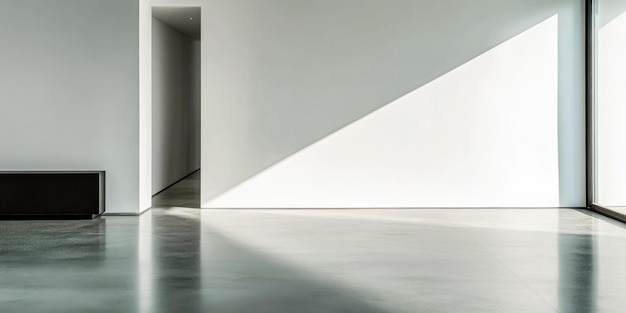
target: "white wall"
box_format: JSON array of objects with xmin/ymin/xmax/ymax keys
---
[
  {"xmin": 0, "ymin": 0, "xmax": 142, "ymax": 214},
  {"xmin": 151, "ymin": 18, "xmax": 201, "ymax": 194},
  {"xmin": 148, "ymin": 0, "xmax": 585, "ymax": 208},
  {"xmin": 207, "ymin": 16, "xmax": 561, "ymax": 208},
  {"xmin": 140, "ymin": 0, "xmax": 153, "ymax": 212}
]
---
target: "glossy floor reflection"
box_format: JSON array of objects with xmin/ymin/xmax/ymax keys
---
[{"xmin": 1, "ymin": 176, "xmax": 626, "ymax": 312}]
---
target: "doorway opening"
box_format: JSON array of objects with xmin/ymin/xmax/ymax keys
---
[{"xmin": 151, "ymin": 6, "xmax": 201, "ymax": 208}]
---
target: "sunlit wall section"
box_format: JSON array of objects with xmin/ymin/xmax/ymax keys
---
[
  {"xmin": 597, "ymin": 8, "xmax": 626, "ymax": 206},
  {"xmin": 204, "ymin": 16, "xmax": 560, "ymax": 208}
]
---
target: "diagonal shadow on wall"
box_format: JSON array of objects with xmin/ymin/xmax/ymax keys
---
[
  {"xmin": 599, "ymin": 0, "xmax": 626, "ymax": 28},
  {"xmin": 202, "ymin": 0, "xmax": 583, "ymax": 207}
]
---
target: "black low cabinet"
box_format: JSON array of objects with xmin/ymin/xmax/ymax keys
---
[{"xmin": 0, "ymin": 171, "xmax": 105, "ymax": 219}]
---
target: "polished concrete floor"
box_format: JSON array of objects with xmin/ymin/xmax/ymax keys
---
[{"xmin": 1, "ymin": 172, "xmax": 626, "ymax": 312}]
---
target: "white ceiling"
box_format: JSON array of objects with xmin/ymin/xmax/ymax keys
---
[{"xmin": 152, "ymin": 7, "xmax": 201, "ymax": 40}]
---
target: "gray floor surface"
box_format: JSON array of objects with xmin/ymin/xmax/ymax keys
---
[{"xmin": 1, "ymin": 171, "xmax": 625, "ymax": 312}]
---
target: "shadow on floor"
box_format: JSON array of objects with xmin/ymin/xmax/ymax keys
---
[{"xmin": 150, "ymin": 210, "xmax": 390, "ymax": 313}]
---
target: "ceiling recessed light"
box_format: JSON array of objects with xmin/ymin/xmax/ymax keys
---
[{"xmin": 189, "ymin": 17, "xmax": 193, "ymax": 20}]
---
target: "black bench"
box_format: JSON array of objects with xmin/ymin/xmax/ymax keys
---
[{"xmin": 0, "ymin": 171, "xmax": 105, "ymax": 219}]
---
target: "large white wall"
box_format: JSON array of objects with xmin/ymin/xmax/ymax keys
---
[
  {"xmin": 207, "ymin": 16, "xmax": 562, "ymax": 208},
  {"xmin": 148, "ymin": 0, "xmax": 585, "ymax": 208},
  {"xmin": 152, "ymin": 18, "xmax": 201, "ymax": 194},
  {"xmin": 0, "ymin": 0, "xmax": 142, "ymax": 214}
]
